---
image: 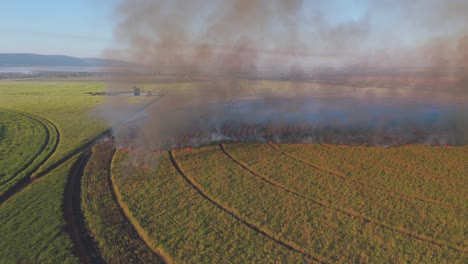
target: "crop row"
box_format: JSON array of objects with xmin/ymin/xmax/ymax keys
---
[
  {"xmin": 171, "ymin": 144, "xmax": 465, "ymax": 262},
  {"xmin": 111, "ymin": 150, "xmax": 308, "ymax": 263},
  {"xmin": 222, "ymin": 143, "xmax": 466, "ymax": 250},
  {"xmin": 0, "ymin": 109, "xmax": 59, "ymax": 197},
  {"xmin": 274, "ymin": 143, "xmax": 467, "ymax": 208}
]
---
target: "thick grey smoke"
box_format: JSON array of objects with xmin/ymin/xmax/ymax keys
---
[{"xmin": 102, "ymin": 0, "xmax": 467, "ymax": 150}]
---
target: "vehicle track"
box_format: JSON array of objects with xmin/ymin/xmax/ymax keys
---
[
  {"xmin": 0, "ymin": 113, "xmax": 50, "ymax": 186},
  {"xmin": 1, "ymin": 95, "xmax": 166, "ymax": 263},
  {"xmin": 267, "ymin": 143, "xmax": 463, "ymax": 211},
  {"xmin": 316, "ymin": 144, "xmax": 468, "ymax": 191},
  {"xmin": 69, "ymin": 95, "xmax": 167, "ymax": 262},
  {"xmin": 0, "ymin": 113, "xmax": 60, "ymax": 204},
  {"xmin": 384, "ymin": 150, "xmax": 468, "ymax": 189},
  {"xmin": 358, "ymin": 153, "xmax": 467, "ymax": 190},
  {"xmin": 168, "ymin": 150, "xmax": 325, "ymax": 263},
  {"xmin": 0, "ymin": 94, "xmax": 164, "ymax": 206},
  {"xmin": 31, "ymin": 114, "xmax": 61, "ymax": 177},
  {"xmin": 220, "ymin": 144, "xmax": 468, "ymax": 253},
  {"xmin": 63, "ymin": 152, "xmax": 104, "ymax": 264},
  {"xmin": 108, "ymin": 147, "xmax": 169, "ymax": 264}
]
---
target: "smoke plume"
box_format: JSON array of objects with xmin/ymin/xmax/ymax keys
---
[{"xmin": 102, "ymin": 0, "xmax": 467, "ymax": 151}]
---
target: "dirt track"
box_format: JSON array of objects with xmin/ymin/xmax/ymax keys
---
[{"xmin": 63, "ymin": 152, "xmax": 104, "ymax": 264}]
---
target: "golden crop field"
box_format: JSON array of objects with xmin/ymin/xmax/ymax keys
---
[{"xmin": 107, "ymin": 142, "xmax": 467, "ymax": 263}]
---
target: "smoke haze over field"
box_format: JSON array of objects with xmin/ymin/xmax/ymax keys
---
[
  {"xmin": 110, "ymin": 0, "xmax": 468, "ymax": 71},
  {"xmin": 102, "ymin": 0, "xmax": 467, "ymax": 149}
]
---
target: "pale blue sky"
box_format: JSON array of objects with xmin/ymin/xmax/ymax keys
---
[
  {"xmin": 0, "ymin": 0, "xmax": 465, "ymax": 59},
  {"xmin": 0, "ymin": 0, "xmax": 114, "ymax": 57}
]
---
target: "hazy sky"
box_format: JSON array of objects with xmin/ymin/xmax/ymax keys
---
[
  {"xmin": 1, "ymin": 0, "xmax": 467, "ymax": 62},
  {"xmin": 0, "ymin": 0, "xmax": 114, "ymax": 57}
]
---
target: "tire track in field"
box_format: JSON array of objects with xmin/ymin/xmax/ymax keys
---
[
  {"xmin": 359, "ymin": 153, "xmax": 467, "ymax": 191},
  {"xmin": 408, "ymin": 147, "xmax": 466, "ymax": 166},
  {"xmin": 0, "ymin": 114, "xmax": 60, "ymax": 204},
  {"xmin": 0, "ymin": 113, "xmax": 45, "ymax": 186},
  {"xmin": 220, "ymin": 144, "xmax": 468, "ymax": 253},
  {"xmin": 65, "ymin": 96, "xmax": 167, "ymax": 262},
  {"xmin": 63, "ymin": 152, "xmax": 104, "ymax": 264},
  {"xmin": 267, "ymin": 143, "xmax": 462, "ymax": 212},
  {"xmin": 400, "ymin": 148, "xmax": 467, "ymax": 182},
  {"xmin": 318, "ymin": 144, "xmax": 468, "ymax": 191},
  {"xmin": 1, "ymin": 96, "xmax": 166, "ymax": 262},
  {"xmin": 0, "ymin": 112, "xmax": 57, "ymax": 186},
  {"xmin": 31, "ymin": 115, "xmax": 61, "ymax": 177},
  {"xmin": 108, "ymin": 147, "xmax": 170, "ymax": 264},
  {"xmin": 168, "ymin": 150, "xmax": 325, "ymax": 263},
  {"xmin": 0, "ymin": 95, "xmax": 164, "ymax": 206}
]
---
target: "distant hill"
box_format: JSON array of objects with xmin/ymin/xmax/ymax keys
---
[{"xmin": 0, "ymin": 53, "xmax": 132, "ymax": 67}]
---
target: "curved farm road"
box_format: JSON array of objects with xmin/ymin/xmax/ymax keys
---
[{"xmin": 0, "ymin": 114, "xmax": 60, "ymax": 205}]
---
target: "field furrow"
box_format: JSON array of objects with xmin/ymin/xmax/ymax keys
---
[
  {"xmin": 320, "ymin": 144, "xmax": 468, "ymax": 190},
  {"xmin": 3, "ymin": 80, "xmax": 466, "ymax": 263},
  {"xmin": 173, "ymin": 145, "xmax": 465, "ymax": 262},
  {"xmin": 275, "ymin": 143, "xmax": 467, "ymax": 209},
  {"xmin": 0, "ymin": 110, "xmax": 59, "ymax": 199},
  {"xmin": 366, "ymin": 145, "xmax": 468, "ymax": 189},
  {"xmin": 168, "ymin": 150, "xmax": 321, "ymax": 263},
  {"xmin": 111, "ymin": 150, "xmax": 308, "ymax": 263},
  {"xmin": 30, "ymin": 115, "xmax": 61, "ymax": 177},
  {"xmin": 220, "ymin": 144, "xmax": 467, "ymax": 252},
  {"xmin": 268, "ymin": 143, "xmax": 463, "ymax": 211},
  {"xmin": 0, "ymin": 114, "xmax": 46, "ymax": 186}
]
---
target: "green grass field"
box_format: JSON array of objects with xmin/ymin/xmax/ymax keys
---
[
  {"xmin": 0, "ymin": 81, "xmax": 109, "ymax": 262},
  {"xmin": 0, "ymin": 154, "xmax": 81, "ymax": 263},
  {"xmin": 0, "ymin": 109, "xmax": 58, "ymax": 196},
  {"xmin": 0, "ymin": 81, "xmax": 108, "ymax": 173}
]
